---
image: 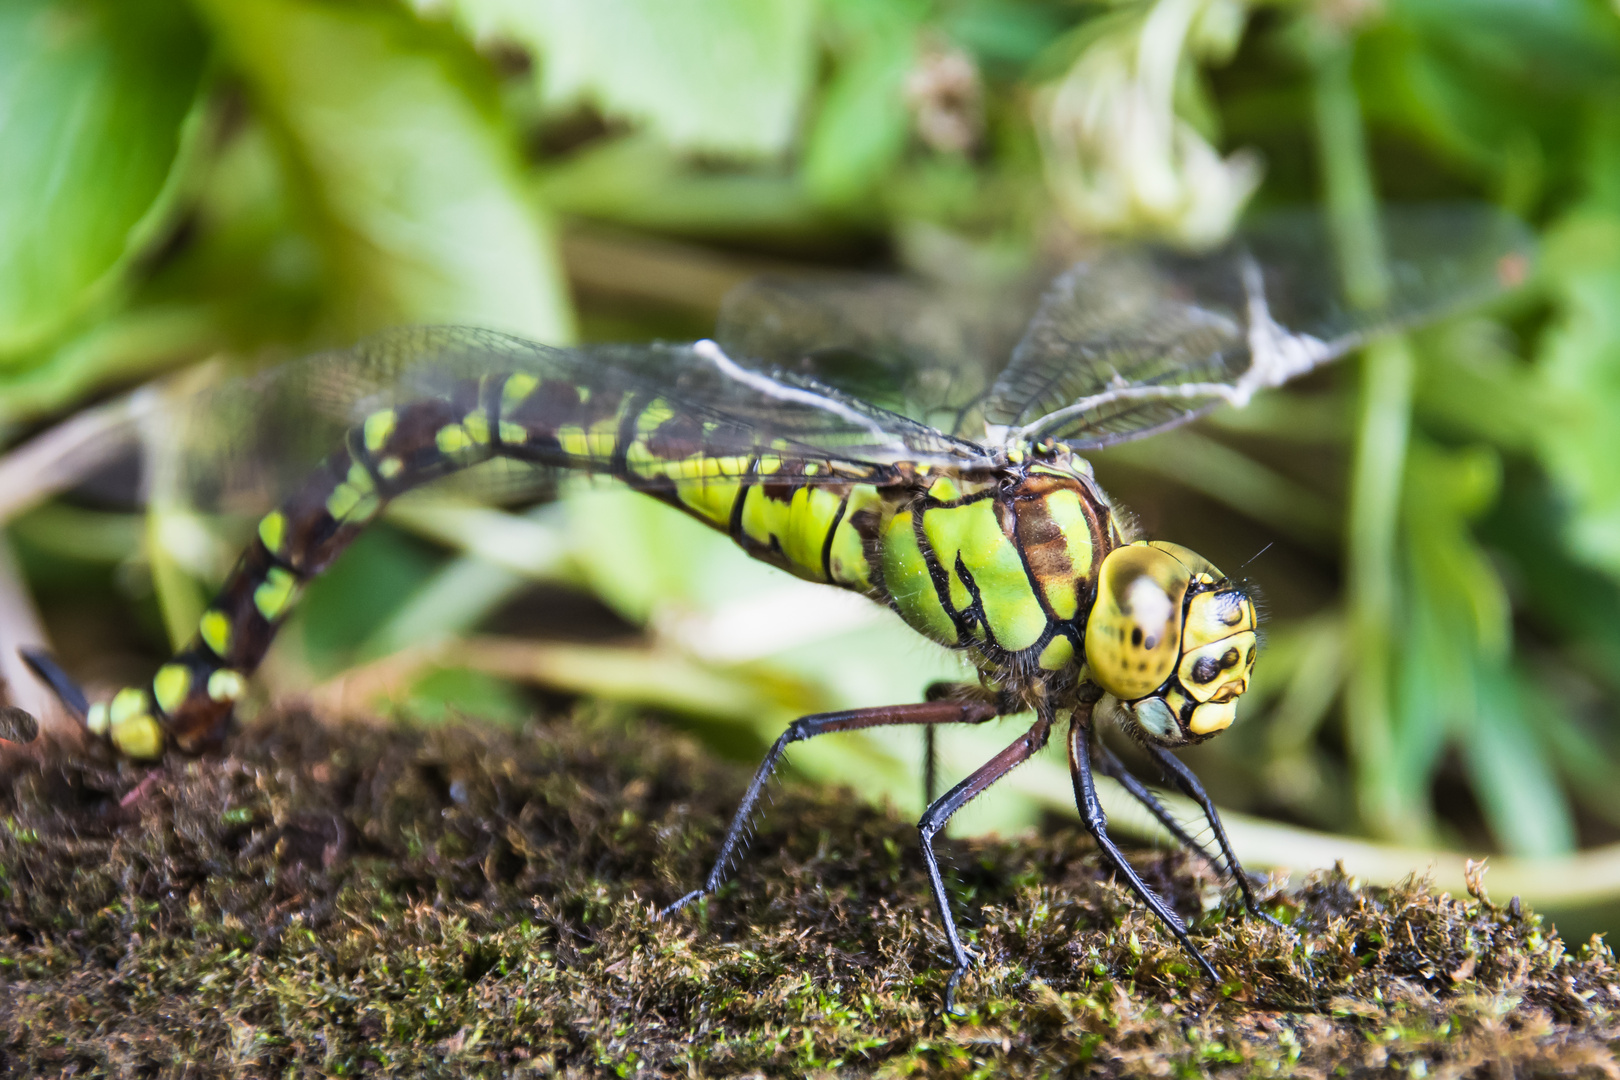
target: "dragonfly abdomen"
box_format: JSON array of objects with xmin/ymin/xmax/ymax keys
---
[{"xmin": 93, "ymin": 371, "xmax": 902, "ymax": 756}]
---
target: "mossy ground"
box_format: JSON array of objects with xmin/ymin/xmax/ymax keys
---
[{"xmin": 1, "ymin": 708, "xmax": 1617, "ymax": 1078}]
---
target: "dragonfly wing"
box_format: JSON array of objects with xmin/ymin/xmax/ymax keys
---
[
  {"xmin": 984, "ymin": 204, "xmax": 1535, "ymax": 450},
  {"xmin": 166, "ymin": 326, "xmax": 990, "ymax": 514},
  {"xmin": 716, "ymin": 271, "xmax": 1042, "ymax": 440}
]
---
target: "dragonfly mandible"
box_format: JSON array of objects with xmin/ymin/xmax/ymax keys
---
[{"xmin": 21, "ymin": 204, "xmax": 1532, "ymax": 1010}]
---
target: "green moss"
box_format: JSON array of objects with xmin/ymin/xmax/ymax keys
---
[{"xmin": 1, "ymin": 709, "xmax": 1617, "ymax": 1076}]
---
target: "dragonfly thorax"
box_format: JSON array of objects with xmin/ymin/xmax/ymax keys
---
[{"xmin": 876, "ymin": 452, "xmax": 1118, "ymax": 696}]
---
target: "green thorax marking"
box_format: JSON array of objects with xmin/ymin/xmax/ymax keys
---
[{"xmin": 875, "ymin": 451, "xmax": 1116, "ymax": 682}]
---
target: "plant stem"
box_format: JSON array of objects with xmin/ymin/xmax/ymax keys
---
[{"xmin": 1308, "ymin": 18, "xmax": 1416, "ymax": 841}]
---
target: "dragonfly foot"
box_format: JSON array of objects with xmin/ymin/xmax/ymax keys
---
[
  {"xmin": 943, "ymin": 962, "xmax": 974, "ymax": 1017},
  {"xmin": 656, "ymin": 890, "xmax": 706, "ymax": 921}
]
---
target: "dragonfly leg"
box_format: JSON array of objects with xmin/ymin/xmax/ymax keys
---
[
  {"xmin": 919, "ymin": 705, "xmax": 1054, "ymax": 1015},
  {"xmin": 920, "ymin": 681, "xmax": 1007, "ymax": 805},
  {"xmin": 1069, "ymin": 705, "xmax": 1221, "ymax": 984},
  {"xmin": 658, "ymin": 697, "xmax": 999, "ymax": 920},
  {"xmin": 1089, "ymin": 736, "xmax": 1223, "ymax": 871},
  {"xmin": 1141, "ymin": 743, "xmax": 1289, "ymax": 930},
  {"xmin": 924, "ymin": 726, "xmax": 938, "ymax": 806},
  {"xmin": 18, "ymin": 648, "xmax": 89, "ymax": 720}
]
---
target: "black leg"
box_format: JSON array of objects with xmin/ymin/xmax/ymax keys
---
[
  {"xmin": 921, "ymin": 681, "xmax": 988, "ymax": 807},
  {"xmin": 1090, "ymin": 737, "xmax": 1222, "ymax": 871},
  {"xmin": 1141, "ymin": 742, "xmax": 1288, "ymax": 930},
  {"xmin": 1069, "ymin": 707, "xmax": 1221, "ymax": 984},
  {"xmin": 919, "ymin": 705, "xmax": 1055, "ymax": 1014},
  {"xmin": 659, "ymin": 697, "xmax": 999, "ymax": 919},
  {"xmin": 18, "ymin": 648, "xmax": 88, "ymax": 719},
  {"xmin": 924, "ymin": 725, "xmax": 938, "ymax": 805}
]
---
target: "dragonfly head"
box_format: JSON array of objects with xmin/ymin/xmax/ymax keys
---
[{"xmin": 1083, "ymin": 541, "xmax": 1256, "ymax": 746}]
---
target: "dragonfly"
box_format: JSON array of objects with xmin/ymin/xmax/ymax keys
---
[{"xmin": 21, "ymin": 203, "xmax": 1531, "ymax": 1011}]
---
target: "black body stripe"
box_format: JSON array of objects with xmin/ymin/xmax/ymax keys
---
[
  {"xmin": 819, "ymin": 492, "xmax": 851, "ymax": 583},
  {"xmin": 728, "ymin": 456, "xmax": 760, "ymax": 545},
  {"xmin": 913, "ymin": 508, "xmax": 975, "ymax": 644},
  {"xmin": 611, "ymin": 391, "xmax": 651, "ymax": 477}
]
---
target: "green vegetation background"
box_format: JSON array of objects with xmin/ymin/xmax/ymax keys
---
[{"xmin": 5, "ymin": 0, "xmax": 1620, "ymax": 981}]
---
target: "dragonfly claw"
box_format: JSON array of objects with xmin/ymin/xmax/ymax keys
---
[{"xmin": 656, "ymin": 890, "xmax": 706, "ymax": 921}]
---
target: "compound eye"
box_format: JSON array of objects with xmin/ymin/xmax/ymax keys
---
[{"xmin": 1084, "ymin": 543, "xmax": 1191, "ymax": 700}]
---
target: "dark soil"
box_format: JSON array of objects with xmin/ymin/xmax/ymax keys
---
[{"xmin": 1, "ymin": 708, "xmax": 1616, "ymax": 1077}]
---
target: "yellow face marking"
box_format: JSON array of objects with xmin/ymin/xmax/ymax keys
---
[
  {"xmin": 363, "ymin": 409, "xmax": 397, "ymax": 453},
  {"xmin": 254, "ymin": 566, "xmax": 300, "ymax": 622},
  {"xmin": 1178, "ymin": 630, "xmax": 1257, "ymax": 705},
  {"xmin": 1163, "ymin": 684, "xmax": 1192, "ymax": 722},
  {"xmin": 200, "ymin": 610, "xmax": 232, "ymax": 658},
  {"xmin": 1183, "ymin": 589, "xmax": 1256, "ymax": 647},
  {"xmin": 1188, "ymin": 699, "xmax": 1237, "ymax": 735},
  {"xmin": 208, "ymin": 668, "xmax": 246, "ymax": 703},
  {"xmin": 1037, "ymin": 635, "xmax": 1075, "ymax": 672},
  {"xmin": 880, "ymin": 510, "xmax": 959, "ymax": 646},
  {"xmin": 152, "ymin": 663, "xmax": 192, "ymax": 715},
  {"xmin": 258, "ymin": 511, "xmax": 287, "ymax": 556}
]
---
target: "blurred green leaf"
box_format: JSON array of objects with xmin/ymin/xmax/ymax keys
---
[
  {"xmin": 195, "ymin": 0, "xmax": 572, "ymax": 340},
  {"xmin": 1461, "ymin": 665, "xmax": 1576, "ymax": 856},
  {"xmin": 294, "ymin": 525, "xmax": 444, "ymax": 677},
  {"xmin": 436, "ymin": 0, "xmax": 817, "ymax": 157},
  {"xmin": 1536, "ymin": 205, "xmax": 1620, "ymax": 580},
  {"xmin": 803, "ymin": 0, "xmax": 921, "ymax": 207},
  {"xmin": 538, "ymin": 134, "xmax": 829, "ymax": 239},
  {"xmin": 0, "ymin": 0, "xmax": 207, "ymax": 357},
  {"xmin": 399, "ymin": 664, "xmax": 532, "ymax": 728}
]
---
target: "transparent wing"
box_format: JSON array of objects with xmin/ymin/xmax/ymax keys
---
[
  {"xmin": 161, "ymin": 326, "xmax": 991, "ymax": 514},
  {"xmin": 715, "ymin": 270, "xmax": 1043, "ymax": 440},
  {"xmin": 984, "ymin": 204, "xmax": 1535, "ymax": 449}
]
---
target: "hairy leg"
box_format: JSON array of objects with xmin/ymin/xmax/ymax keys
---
[
  {"xmin": 1069, "ymin": 706, "xmax": 1221, "ymax": 984},
  {"xmin": 1141, "ymin": 742, "xmax": 1287, "ymax": 928},
  {"xmin": 1089, "ymin": 737, "xmax": 1222, "ymax": 869},
  {"xmin": 919, "ymin": 705, "xmax": 1055, "ymax": 1013}
]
